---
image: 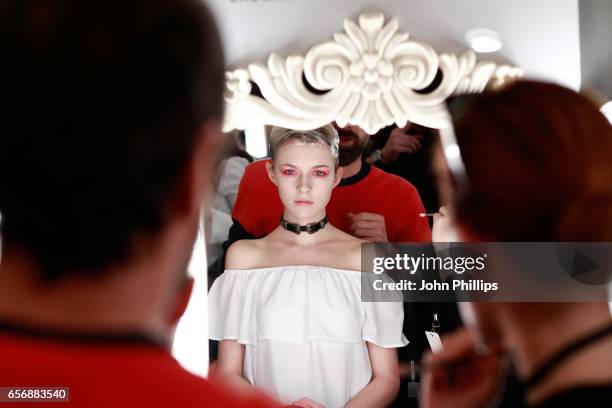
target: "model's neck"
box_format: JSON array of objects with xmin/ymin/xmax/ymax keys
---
[
  {"xmin": 0, "ymin": 246, "xmax": 174, "ymax": 343},
  {"xmin": 501, "ymin": 303, "xmax": 612, "ymax": 405},
  {"xmin": 340, "ymin": 158, "xmax": 362, "ymax": 179}
]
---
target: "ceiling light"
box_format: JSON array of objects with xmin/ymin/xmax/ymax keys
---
[{"xmin": 465, "ymin": 28, "xmax": 503, "ymax": 53}]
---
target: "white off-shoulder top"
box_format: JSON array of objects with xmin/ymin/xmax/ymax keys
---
[{"xmin": 208, "ymin": 265, "xmax": 408, "ymax": 408}]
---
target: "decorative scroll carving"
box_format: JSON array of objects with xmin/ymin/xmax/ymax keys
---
[{"xmin": 223, "ymin": 12, "xmax": 522, "ymax": 134}]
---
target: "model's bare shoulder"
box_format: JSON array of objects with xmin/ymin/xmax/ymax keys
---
[
  {"xmin": 339, "ymin": 229, "xmax": 367, "ymax": 249},
  {"xmin": 224, "ymin": 239, "xmax": 267, "ymax": 270},
  {"xmin": 328, "ymin": 224, "xmax": 359, "ymax": 243},
  {"xmin": 345, "ymin": 239, "xmax": 365, "ymax": 271},
  {"xmin": 326, "ymin": 228, "xmax": 366, "ymax": 271}
]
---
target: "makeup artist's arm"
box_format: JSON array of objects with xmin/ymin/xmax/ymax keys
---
[
  {"xmin": 344, "ymin": 344, "xmax": 401, "ymax": 408},
  {"xmin": 214, "ymin": 339, "xmax": 253, "ymax": 392}
]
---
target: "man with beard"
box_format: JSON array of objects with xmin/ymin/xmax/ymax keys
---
[{"xmin": 224, "ymin": 123, "xmax": 431, "ymax": 246}]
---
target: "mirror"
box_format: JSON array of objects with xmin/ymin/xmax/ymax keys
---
[{"xmin": 178, "ymin": 10, "xmax": 522, "ymax": 380}]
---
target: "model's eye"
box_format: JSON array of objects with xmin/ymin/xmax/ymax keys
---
[
  {"xmin": 313, "ymin": 170, "xmax": 328, "ymax": 177},
  {"xmin": 281, "ymin": 169, "xmax": 297, "ymax": 176}
]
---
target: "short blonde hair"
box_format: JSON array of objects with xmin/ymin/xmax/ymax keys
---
[{"xmin": 268, "ymin": 124, "xmax": 339, "ymax": 165}]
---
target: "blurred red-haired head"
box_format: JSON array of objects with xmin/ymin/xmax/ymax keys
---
[{"xmin": 452, "ymin": 80, "xmax": 612, "ymax": 241}]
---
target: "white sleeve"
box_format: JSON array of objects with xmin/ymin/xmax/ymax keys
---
[
  {"xmin": 208, "ymin": 270, "xmax": 257, "ymax": 345},
  {"xmin": 362, "ymin": 300, "xmax": 409, "ymax": 348}
]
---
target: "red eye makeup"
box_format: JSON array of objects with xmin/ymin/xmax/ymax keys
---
[
  {"xmin": 279, "ymin": 166, "xmax": 297, "ymax": 176},
  {"xmin": 312, "ymin": 169, "xmax": 329, "ymax": 177}
]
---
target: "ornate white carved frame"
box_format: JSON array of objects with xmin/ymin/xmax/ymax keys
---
[{"xmin": 223, "ymin": 12, "xmax": 523, "ymax": 134}]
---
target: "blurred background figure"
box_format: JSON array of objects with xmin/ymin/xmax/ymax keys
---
[
  {"xmin": 206, "ymin": 129, "xmax": 253, "ymax": 269},
  {"xmin": 368, "ymin": 123, "xmax": 441, "ymax": 215},
  {"xmin": 423, "ymin": 80, "xmax": 612, "ymax": 408}
]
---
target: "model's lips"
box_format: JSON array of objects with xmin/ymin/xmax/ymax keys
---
[{"xmin": 294, "ymin": 200, "xmax": 314, "ymax": 205}]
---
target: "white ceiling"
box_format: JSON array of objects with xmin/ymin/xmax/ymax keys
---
[{"xmin": 207, "ymin": 0, "xmax": 581, "ymax": 90}]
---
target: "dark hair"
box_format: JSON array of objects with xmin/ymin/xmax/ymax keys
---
[
  {"xmin": 454, "ymin": 81, "xmax": 612, "ymax": 241},
  {"xmin": 0, "ymin": 0, "xmax": 225, "ymax": 281}
]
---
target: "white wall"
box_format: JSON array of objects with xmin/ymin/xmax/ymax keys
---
[{"xmin": 208, "ymin": 0, "xmax": 581, "ymax": 89}]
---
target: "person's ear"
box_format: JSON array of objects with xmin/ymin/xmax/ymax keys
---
[
  {"xmin": 169, "ymin": 277, "xmax": 194, "ymax": 325},
  {"xmin": 333, "ymin": 166, "xmax": 343, "ymax": 187},
  {"xmin": 265, "ymin": 159, "xmax": 278, "ymax": 186},
  {"xmin": 174, "ymin": 121, "xmax": 223, "ymax": 217}
]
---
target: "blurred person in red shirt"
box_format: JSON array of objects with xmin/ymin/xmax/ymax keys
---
[{"xmin": 0, "ymin": 1, "xmax": 276, "ymax": 406}]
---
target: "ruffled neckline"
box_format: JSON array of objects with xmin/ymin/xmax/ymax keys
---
[
  {"xmin": 224, "ymin": 265, "xmax": 362, "ymax": 275},
  {"xmin": 209, "ymin": 263, "xmax": 408, "ymax": 348}
]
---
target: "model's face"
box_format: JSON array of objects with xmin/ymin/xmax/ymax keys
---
[
  {"xmin": 268, "ymin": 140, "xmax": 342, "ymax": 221},
  {"xmin": 333, "ymin": 122, "xmax": 369, "ymax": 166}
]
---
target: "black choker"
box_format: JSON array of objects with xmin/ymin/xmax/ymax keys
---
[{"xmin": 280, "ymin": 216, "xmax": 328, "ymax": 235}]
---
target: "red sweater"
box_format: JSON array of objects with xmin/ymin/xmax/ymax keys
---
[
  {"xmin": 0, "ymin": 328, "xmax": 277, "ymax": 408},
  {"xmin": 232, "ymin": 160, "xmax": 431, "ymax": 242}
]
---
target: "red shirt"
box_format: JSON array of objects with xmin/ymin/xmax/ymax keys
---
[
  {"xmin": 0, "ymin": 328, "xmax": 277, "ymax": 408},
  {"xmin": 232, "ymin": 160, "xmax": 431, "ymax": 242}
]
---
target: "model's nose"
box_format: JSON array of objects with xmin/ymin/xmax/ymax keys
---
[{"xmin": 297, "ymin": 174, "xmax": 312, "ymax": 192}]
